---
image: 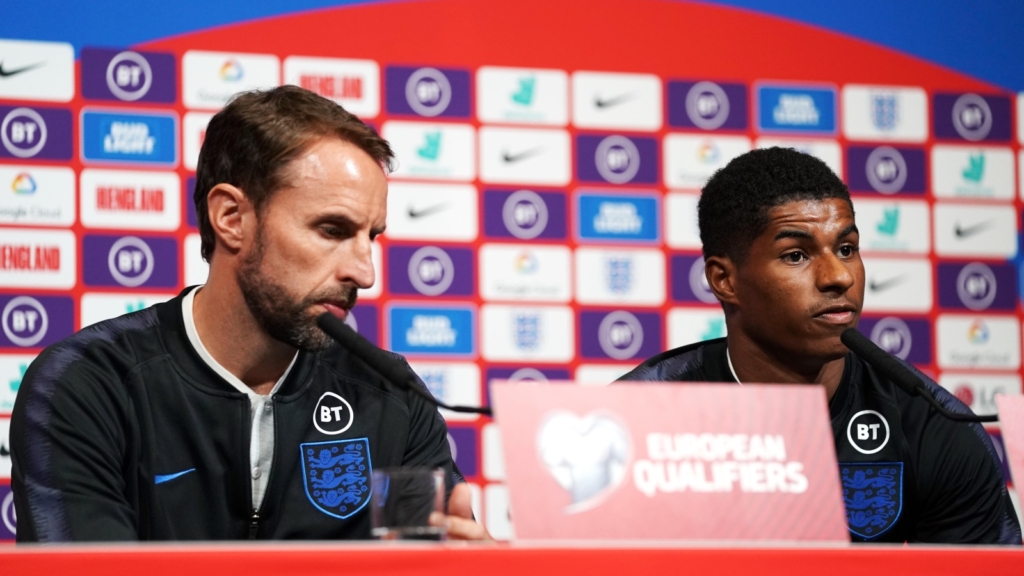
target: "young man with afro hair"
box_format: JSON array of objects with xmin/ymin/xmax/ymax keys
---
[{"xmin": 620, "ymin": 147, "xmax": 1021, "ymax": 544}]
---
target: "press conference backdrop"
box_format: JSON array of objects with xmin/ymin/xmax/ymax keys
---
[{"xmin": 0, "ymin": 0, "xmax": 1022, "ymax": 542}]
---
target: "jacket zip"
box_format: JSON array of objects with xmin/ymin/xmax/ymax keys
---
[{"xmin": 248, "ymin": 510, "xmax": 260, "ymax": 539}]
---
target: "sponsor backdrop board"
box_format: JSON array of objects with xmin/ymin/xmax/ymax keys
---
[{"xmin": 0, "ymin": 0, "xmax": 1022, "ymax": 542}]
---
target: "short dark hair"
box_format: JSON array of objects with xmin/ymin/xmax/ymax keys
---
[
  {"xmin": 698, "ymin": 147, "xmax": 851, "ymax": 263},
  {"xmin": 194, "ymin": 85, "xmax": 394, "ymax": 261}
]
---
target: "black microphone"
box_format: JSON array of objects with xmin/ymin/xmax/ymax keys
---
[
  {"xmin": 840, "ymin": 327, "xmax": 997, "ymax": 423},
  {"xmin": 316, "ymin": 312, "xmax": 492, "ymax": 416}
]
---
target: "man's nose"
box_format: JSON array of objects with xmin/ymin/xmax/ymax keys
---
[
  {"xmin": 339, "ymin": 237, "xmax": 375, "ymax": 290},
  {"xmin": 817, "ymin": 251, "xmax": 855, "ymax": 292}
]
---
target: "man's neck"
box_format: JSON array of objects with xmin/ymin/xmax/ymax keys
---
[
  {"xmin": 191, "ymin": 275, "xmax": 296, "ymax": 395},
  {"xmin": 725, "ymin": 333, "xmax": 845, "ymax": 401}
]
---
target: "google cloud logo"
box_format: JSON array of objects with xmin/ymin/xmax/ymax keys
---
[
  {"xmin": 11, "ymin": 173, "xmax": 36, "ymax": 195},
  {"xmin": 219, "ymin": 60, "xmax": 244, "ymax": 82}
]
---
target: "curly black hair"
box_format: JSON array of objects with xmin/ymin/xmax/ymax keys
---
[{"xmin": 698, "ymin": 147, "xmax": 851, "ymax": 263}]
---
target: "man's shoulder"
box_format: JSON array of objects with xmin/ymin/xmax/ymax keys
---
[
  {"xmin": 618, "ymin": 338, "xmax": 729, "ymax": 382},
  {"xmin": 19, "ymin": 300, "xmax": 176, "ymax": 401}
]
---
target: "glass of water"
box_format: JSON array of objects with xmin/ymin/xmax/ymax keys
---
[{"xmin": 371, "ymin": 467, "xmax": 447, "ymax": 541}]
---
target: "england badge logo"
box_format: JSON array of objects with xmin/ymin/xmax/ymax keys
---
[
  {"xmin": 840, "ymin": 462, "xmax": 903, "ymax": 539},
  {"xmin": 301, "ymin": 438, "xmax": 372, "ymax": 519}
]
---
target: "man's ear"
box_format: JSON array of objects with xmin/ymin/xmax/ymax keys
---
[
  {"xmin": 705, "ymin": 255, "xmax": 739, "ymax": 306},
  {"xmin": 206, "ymin": 183, "xmax": 252, "ymax": 254}
]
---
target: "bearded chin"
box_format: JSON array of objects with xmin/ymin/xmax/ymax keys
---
[{"xmin": 236, "ymin": 245, "xmax": 335, "ymax": 352}]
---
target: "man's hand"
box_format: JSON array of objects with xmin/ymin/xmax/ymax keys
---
[{"xmin": 429, "ymin": 482, "xmax": 493, "ymax": 541}]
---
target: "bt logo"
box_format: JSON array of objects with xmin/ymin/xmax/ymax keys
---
[
  {"xmin": 865, "ymin": 146, "xmax": 907, "ymax": 194},
  {"xmin": 2, "ymin": 296, "xmax": 49, "ymax": 347},
  {"xmin": 869, "ymin": 317, "xmax": 912, "ymax": 360},
  {"xmin": 312, "ymin": 392, "xmax": 354, "ymax": 435},
  {"xmin": 502, "ymin": 190, "xmax": 549, "ymax": 239},
  {"xmin": 2, "ymin": 108, "xmax": 48, "ymax": 158},
  {"xmin": 952, "ymin": 94, "xmax": 992, "ymax": 141},
  {"xmin": 107, "ymin": 236, "xmax": 155, "ymax": 287},
  {"xmin": 685, "ymin": 81, "xmax": 730, "ymax": 130},
  {"xmin": 595, "ymin": 135, "xmax": 639, "ymax": 184},
  {"xmin": 405, "ymin": 68, "xmax": 451, "ymax": 117},
  {"xmin": 956, "ymin": 263, "xmax": 997, "ymax": 311},
  {"xmin": 598, "ymin": 311, "xmax": 643, "ymax": 360},
  {"xmin": 106, "ymin": 51, "xmax": 152, "ymax": 101},
  {"xmin": 408, "ymin": 246, "xmax": 454, "ymax": 296}
]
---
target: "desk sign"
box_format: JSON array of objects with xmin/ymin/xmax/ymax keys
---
[
  {"xmin": 492, "ymin": 382, "xmax": 848, "ymax": 541},
  {"xmin": 996, "ymin": 394, "xmax": 1024, "ymax": 490}
]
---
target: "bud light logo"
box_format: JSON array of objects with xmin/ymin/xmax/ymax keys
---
[
  {"xmin": 81, "ymin": 110, "xmax": 178, "ymax": 165},
  {"xmin": 0, "ymin": 295, "xmax": 74, "ymax": 349},
  {"xmin": 386, "ymin": 66, "xmax": 470, "ymax": 119},
  {"xmin": 83, "ymin": 234, "xmax": 179, "ymax": 288},
  {"xmin": 577, "ymin": 135, "xmax": 658, "ymax": 185},
  {"xmin": 580, "ymin": 310, "xmax": 661, "ymax": 361},
  {"xmin": 388, "ymin": 245, "xmax": 473, "ymax": 297},
  {"xmin": 388, "ymin": 305, "xmax": 475, "ymax": 357},
  {"xmin": 668, "ymin": 80, "xmax": 747, "ymax": 130},
  {"xmin": 938, "ymin": 262, "xmax": 1015, "ymax": 312},
  {"xmin": 485, "ymin": 189, "xmax": 566, "ymax": 240},
  {"xmin": 81, "ymin": 48, "xmax": 176, "ymax": 104},
  {"xmin": 869, "ymin": 317, "xmax": 913, "ymax": 360},
  {"xmin": 865, "ymin": 147, "xmax": 907, "ymax": 194},
  {"xmin": 577, "ymin": 193, "xmax": 659, "ymax": 243}
]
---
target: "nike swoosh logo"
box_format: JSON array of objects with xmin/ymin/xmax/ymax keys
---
[
  {"xmin": 0, "ymin": 60, "xmax": 45, "ymax": 78},
  {"xmin": 868, "ymin": 276, "xmax": 905, "ymax": 292},
  {"xmin": 954, "ymin": 220, "xmax": 991, "ymax": 238},
  {"xmin": 594, "ymin": 93, "xmax": 634, "ymax": 108},
  {"xmin": 502, "ymin": 147, "xmax": 543, "ymax": 163},
  {"xmin": 155, "ymin": 468, "xmax": 196, "ymax": 484},
  {"xmin": 408, "ymin": 203, "xmax": 448, "ymax": 219}
]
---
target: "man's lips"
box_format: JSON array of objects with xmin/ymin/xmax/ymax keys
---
[
  {"xmin": 321, "ymin": 302, "xmax": 350, "ymax": 320},
  {"xmin": 813, "ymin": 304, "xmax": 858, "ymax": 325}
]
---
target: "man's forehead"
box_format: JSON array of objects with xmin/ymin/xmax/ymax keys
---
[{"xmin": 765, "ymin": 197, "xmax": 854, "ymax": 227}]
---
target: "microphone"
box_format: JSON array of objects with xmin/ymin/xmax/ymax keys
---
[
  {"xmin": 840, "ymin": 328, "xmax": 997, "ymax": 423},
  {"xmin": 316, "ymin": 312, "xmax": 492, "ymax": 416}
]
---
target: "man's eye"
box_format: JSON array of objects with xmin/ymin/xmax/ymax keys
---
[
  {"xmin": 321, "ymin": 225, "xmax": 343, "ymax": 237},
  {"xmin": 783, "ymin": 252, "xmax": 806, "ymax": 263},
  {"xmin": 839, "ymin": 245, "xmax": 859, "ymax": 257}
]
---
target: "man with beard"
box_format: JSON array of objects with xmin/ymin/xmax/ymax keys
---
[
  {"xmin": 619, "ymin": 148, "xmax": 1020, "ymax": 544},
  {"xmin": 10, "ymin": 86, "xmax": 489, "ymax": 541}
]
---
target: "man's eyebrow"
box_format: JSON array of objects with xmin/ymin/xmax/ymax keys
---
[
  {"xmin": 839, "ymin": 223, "xmax": 859, "ymax": 237},
  {"xmin": 773, "ymin": 229, "xmax": 813, "ymax": 241}
]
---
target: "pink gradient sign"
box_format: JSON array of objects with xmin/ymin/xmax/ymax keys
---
[
  {"xmin": 996, "ymin": 395, "xmax": 1024, "ymax": 491},
  {"xmin": 492, "ymin": 382, "xmax": 848, "ymax": 541}
]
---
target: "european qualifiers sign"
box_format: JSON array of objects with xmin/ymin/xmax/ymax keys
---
[{"xmin": 493, "ymin": 382, "xmax": 847, "ymax": 541}]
